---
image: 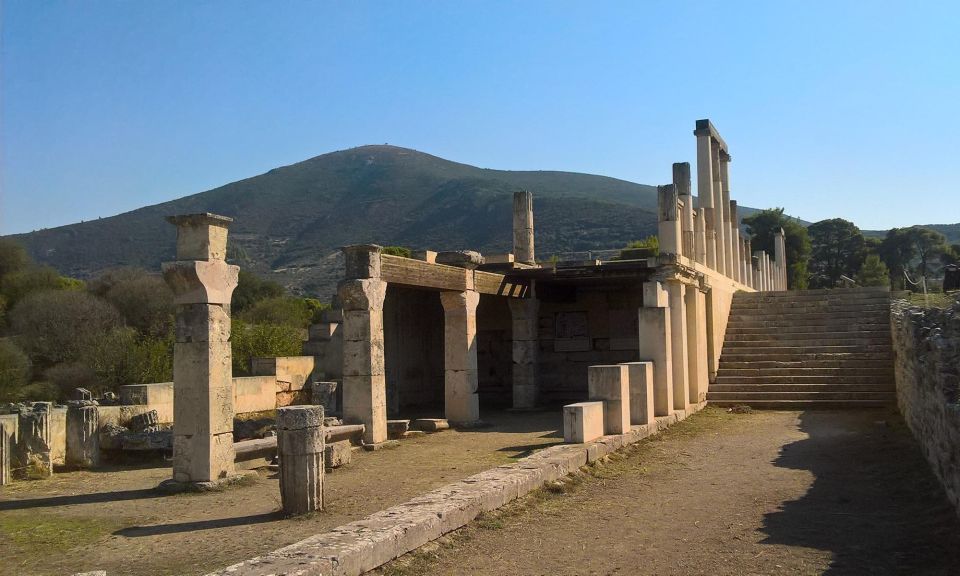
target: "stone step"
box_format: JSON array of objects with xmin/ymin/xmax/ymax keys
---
[
  {"xmin": 719, "ymin": 352, "xmax": 894, "ymax": 363},
  {"xmin": 709, "ymin": 383, "xmax": 895, "ymax": 393},
  {"xmin": 723, "ymin": 338, "xmax": 892, "ymax": 349},
  {"xmin": 717, "ymin": 366, "xmax": 893, "ymax": 377},
  {"xmin": 707, "ymin": 399, "xmax": 893, "ymax": 409},
  {"xmin": 725, "ymin": 332, "xmax": 891, "ymax": 342},
  {"xmin": 729, "ymin": 312, "xmax": 891, "ymax": 323},
  {"xmin": 715, "ymin": 375, "xmax": 894, "ymax": 385},
  {"xmin": 737, "ymin": 288, "xmax": 890, "ymax": 299},
  {"xmin": 707, "ymin": 391, "xmax": 895, "ymax": 401},
  {"xmin": 731, "ymin": 300, "xmax": 891, "ymax": 310},
  {"xmin": 718, "ymin": 359, "xmax": 890, "ymax": 369},
  {"xmin": 726, "ymin": 322, "xmax": 890, "ymax": 333}
]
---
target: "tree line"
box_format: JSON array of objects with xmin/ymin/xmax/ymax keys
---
[
  {"xmin": 0, "ymin": 239, "xmax": 327, "ymax": 403},
  {"xmin": 741, "ymin": 209, "xmax": 959, "ymax": 290}
]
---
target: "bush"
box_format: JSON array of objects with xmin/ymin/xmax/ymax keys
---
[
  {"xmin": 857, "ymin": 254, "xmax": 890, "ymax": 287},
  {"xmin": 15, "ymin": 381, "xmax": 61, "ymax": 403},
  {"xmin": 232, "ymin": 319, "xmax": 304, "ymax": 375},
  {"xmin": 9, "ymin": 290, "xmax": 123, "ymax": 369},
  {"xmin": 303, "ymin": 298, "xmax": 331, "ymax": 324},
  {"xmin": 44, "ymin": 362, "xmax": 99, "ymax": 400},
  {"xmin": 625, "ymin": 236, "xmax": 659, "ymax": 254},
  {"xmin": 0, "ymin": 338, "xmax": 31, "ymax": 402},
  {"xmin": 237, "ymin": 296, "xmax": 313, "ymax": 328},
  {"xmin": 0, "ymin": 266, "xmax": 82, "ymax": 308},
  {"xmin": 382, "ymin": 246, "xmax": 412, "ymax": 258},
  {"xmin": 232, "ymin": 270, "xmax": 285, "ymax": 313},
  {"xmin": 88, "ymin": 268, "xmax": 174, "ymax": 337}
]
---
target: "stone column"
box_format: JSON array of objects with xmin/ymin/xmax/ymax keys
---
[
  {"xmin": 729, "ymin": 200, "xmax": 741, "ymax": 283},
  {"xmin": 657, "ymin": 184, "xmax": 681, "ymax": 256},
  {"xmin": 674, "ymin": 163, "xmax": 694, "ymax": 259},
  {"xmin": 440, "ymin": 290, "xmax": 481, "ymax": 424},
  {"xmin": 712, "ymin": 146, "xmax": 730, "ymax": 276},
  {"xmin": 1, "ymin": 422, "xmax": 9, "ymax": 486},
  {"xmin": 694, "ymin": 208, "xmax": 707, "ymax": 265},
  {"xmin": 666, "ymin": 281, "xmax": 690, "ymax": 412},
  {"xmin": 163, "ymin": 213, "xmax": 239, "ymax": 485},
  {"xmin": 753, "ymin": 252, "xmax": 764, "ymax": 291},
  {"xmin": 745, "ymin": 240, "xmax": 754, "ymax": 288},
  {"xmin": 339, "ymin": 244, "xmax": 388, "ymax": 445},
  {"xmin": 513, "ymin": 190, "xmax": 535, "ymax": 265},
  {"xmin": 774, "ymin": 228, "xmax": 787, "ymax": 291},
  {"xmin": 695, "ymin": 126, "xmax": 717, "ymax": 271},
  {"xmin": 508, "ymin": 295, "xmax": 539, "ymax": 409},
  {"xmin": 277, "ymin": 405, "xmax": 324, "ymax": 515},
  {"xmin": 66, "ymin": 403, "xmax": 99, "ymax": 469},
  {"xmin": 685, "ymin": 285, "xmax": 709, "ymax": 405},
  {"xmin": 638, "ymin": 281, "xmax": 673, "ymax": 416},
  {"xmin": 719, "ymin": 152, "xmax": 733, "ymax": 279},
  {"xmin": 17, "ymin": 404, "xmax": 52, "ymax": 479}
]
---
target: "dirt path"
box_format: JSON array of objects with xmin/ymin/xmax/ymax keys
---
[
  {"xmin": 379, "ymin": 408, "xmax": 960, "ymax": 576},
  {"xmin": 0, "ymin": 410, "xmax": 563, "ymax": 576}
]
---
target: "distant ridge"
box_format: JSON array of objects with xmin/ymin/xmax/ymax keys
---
[{"xmin": 2, "ymin": 145, "xmax": 780, "ymax": 297}]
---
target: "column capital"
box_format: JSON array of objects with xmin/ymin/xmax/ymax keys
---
[
  {"xmin": 440, "ymin": 289, "xmax": 480, "ymax": 313},
  {"xmin": 162, "ymin": 260, "xmax": 239, "ymax": 305},
  {"xmin": 342, "ymin": 244, "xmax": 383, "ymax": 279},
  {"xmin": 166, "ymin": 213, "xmax": 233, "ymax": 261},
  {"xmin": 338, "ymin": 278, "xmax": 387, "ymax": 312}
]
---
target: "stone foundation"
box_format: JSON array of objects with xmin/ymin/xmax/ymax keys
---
[{"xmin": 891, "ymin": 297, "xmax": 960, "ymax": 516}]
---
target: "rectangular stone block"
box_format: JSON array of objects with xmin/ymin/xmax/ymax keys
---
[
  {"xmin": 622, "ymin": 361, "xmax": 655, "ymax": 425},
  {"xmin": 342, "ymin": 338, "xmax": 386, "ymax": 377},
  {"xmin": 563, "ymin": 401, "xmax": 604, "ymax": 444},
  {"xmin": 638, "ymin": 305, "xmax": 673, "ymax": 417},
  {"xmin": 325, "ymin": 440, "xmax": 353, "ymax": 468},
  {"xmin": 342, "ymin": 374, "xmax": 387, "ymax": 444},
  {"xmin": 587, "ymin": 364, "xmax": 630, "ymax": 435},
  {"xmin": 0, "ymin": 422, "xmax": 9, "ymax": 486}
]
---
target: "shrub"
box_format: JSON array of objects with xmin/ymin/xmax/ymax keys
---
[
  {"xmin": 382, "ymin": 246, "xmax": 412, "ymax": 258},
  {"xmin": 232, "ymin": 319, "xmax": 304, "ymax": 375},
  {"xmin": 232, "ymin": 270, "xmax": 285, "ymax": 313},
  {"xmin": 237, "ymin": 296, "xmax": 312, "ymax": 328},
  {"xmin": 0, "ymin": 338, "xmax": 31, "ymax": 402},
  {"xmin": 88, "ymin": 268, "xmax": 175, "ymax": 337}
]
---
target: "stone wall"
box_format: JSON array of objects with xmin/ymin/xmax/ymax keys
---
[{"xmin": 891, "ymin": 296, "xmax": 960, "ymax": 515}]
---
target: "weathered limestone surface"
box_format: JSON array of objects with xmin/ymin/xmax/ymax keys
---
[
  {"xmin": 277, "ymin": 405, "xmax": 325, "ymax": 515},
  {"xmin": 686, "ymin": 287, "xmax": 710, "ymax": 403},
  {"xmin": 666, "ymin": 281, "xmax": 690, "ymax": 411},
  {"xmin": 674, "ymin": 163, "xmax": 694, "ymax": 258},
  {"xmin": 562, "ymin": 401, "xmax": 604, "ymax": 443},
  {"xmin": 163, "ymin": 213, "xmax": 239, "ymax": 484},
  {"xmin": 324, "ymin": 440, "xmax": 352, "ymax": 469},
  {"xmin": 513, "ymin": 190, "xmax": 536, "ymax": 265},
  {"xmin": 66, "ymin": 403, "xmax": 99, "ymax": 468},
  {"xmin": 892, "ymin": 298, "xmax": 960, "ymax": 516},
  {"xmin": 440, "ymin": 290, "xmax": 481, "ymax": 424},
  {"xmin": 508, "ymin": 296, "xmax": 539, "ymax": 409},
  {"xmin": 657, "ymin": 184, "xmax": 681, "ymax": 256},
  {"xmin": 622, "ymin": 362, "xmax": 655, "ymax": 425},
  {"xmin": 639, "ymin": 282, "xmax": 673, "ymax": 416},
  {"xmin": 209, "ymin": 402, "xmax": 707, "ymax": 576},
  {"xmin": 16, "ymin": 404, "xmax": 53, "ymax": 478},
  {"xmin": 339, "ymin": 273, "xmax": 388, "ymax": 445},
  {"xmin": 587, "ymin": 364, "xmax": 630, "ymax": 434},
  {"xmin": 1, "ymin": 421, "xmax": 9, "ymax": 486}
]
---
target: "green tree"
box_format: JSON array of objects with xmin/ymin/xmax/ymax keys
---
[
  {"xmin": 231, "ymin": 319, "xmax": 304, "ymax": 375},
  {"xmin": 625, "ymin": 235, "xmax": 660, "ymax": 254},
  {"xmin": 941, "ymin": 243, "xmax": 960, "ymax": 266},
  {"xmin": 0, "ymin": 239, "xmax": 30, "ymax": 281},
  {"xmin": 88, "ymin": 268, "xmax": 175, "ymax": 337},
  {"xmin": 742, "ymin": 208, "xmax": 811, "ymax": 289},
  {"xmin": 907, "ymin": 226, "xmax": 947, "ymax": 278},
  {"xmin": 231, "ymin": 269, "xmax": 285, "ymax": 313},
  {"xmin": 856, "ymin": 254, "xmax": 890, "ymax": 287},
  {"xmin": 382, "ymin": 246, "xmax": 412, "ymax": 258},
  {"xmin": 807, "ymin": 218, "xmax": 867, "ymax": 288},
  {"xmin": 879, "ymin": 228, "xmax": 915, "ymax": 289},
  {"xmin": 0, "ymin": 266, "xmax": 83, "ymax": 308},
  {"xmin": 0, "ymin": 338, "xmax": 31, "ymax": 402},
  {"xmin": 237, "ymin": 296, "xmax": 313, "ymax": 328}
]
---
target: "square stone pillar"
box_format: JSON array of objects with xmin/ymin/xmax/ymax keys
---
[
  {"xmin": 745, "ymin": 240, "xmax": 754, "ymax": 288},
  {"xmin": 695, "ymin": 123, "xmax": 718, "ymax": 271},
  {"xmin": 1, "ymin": 422, "xmax": 9, "ymax": 486},
  {"xmin": 666, "ymin": 281, "xmax": 690, "ymax": 412},
  {"xmin": 674, "ymin": 163, "xmax": 694, "ymax": 259},
  {"xmin": 66, "ymin": 403, "xmax": 99, "ymax": 469},
  {"xmin": 622, "ymin": 362, "xmax": 655, "ymax": 425},
  {"xmin": 774, "ymin": 228, "xmax": 787, "ymax": 290},
  {"xmin": 513, "ymin": 190, "xmax": 536, "ymax": 265},
  {"xmin": 440, "ymin": 290, "xmax": 481, "ymax": 425},
  {"xmin": 711, "ymin": 145, "xmax": 727, "ymax": 276},
  {"xmin": 694, "ymin": 208, "xmax": 707, "ymax": 265},
  {"xmin": 720, "ymin": 152, "xmax": 733, "ymax": 279},
  {"xmin": 639, "ymin": 281, "xmax": 673, "ymax": 416},
  {"xmin": 508, "ymin": 296, "xmax": 539, "ymax": 409},
  {"xmin": 685, "ymin": 286, "xmax": 709, "ymax": 404},
  {"xmin": 753, "ymin": 251, "xmax": 764, "ymax": 291},
  {"xmin": 163, "ymin": 213, "xmax": 239, "ymax": 485},
  {"xmin": 657, "ymin": 184, "xmax": 681, "ymax": 256},
  {"xmin": 339, "ymin": 244, "xmax": 388, "ymax": 445},
  {"xmin": 587, "ymin": 364, "xmax": 630, "ymax": 435},
  {"xmin": 729, "ymin": 201, "xmax": 741, "ymax": 283}
]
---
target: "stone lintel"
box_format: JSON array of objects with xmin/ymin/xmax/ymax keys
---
[
  {"xmin": 436, "ymin": 250, "xmax": 484, "ymax": 269},
  {"xmin": 693, "ymin": 119, "xmax": 728, "ymax": 154}
]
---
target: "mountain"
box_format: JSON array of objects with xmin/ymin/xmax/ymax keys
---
[
  {"xmin": 6, "ymin": 145, "xmax": 760, "ymax": 299},
  {"xmin": 863, "ymin": 224, "xmax": 960, "ymax": 245}
]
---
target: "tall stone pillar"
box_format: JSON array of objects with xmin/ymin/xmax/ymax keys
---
[
  {"xmin": 719, "ymin": 152, "xmax": 733, "ymax": 279},
  {"xmin": 163, "ymin": 213, "xmax": 239, "ymax": 485},
  {"xmin": 694, "ymin": 208, "xmax": 707, "ymax": 265},
  {"xmin": 639, "ymin": 281, "xmax": 673, "ymax": 416},
  {"xmin": 277, "ymin": 405, "xmax": 325, "ymax": 515},
  {"xmin": 753, "ymin": 252, "xmax": 764, "ymax": 291},
  {"xmin": 711, "ymin": 145, "xmax": 727, "ymax": 275},
  {"xmin": 774, "ymin": 228, "xmax": 787, "ymax": 290},
  {"xmin": 339, "ymin": 244, "xmax": 388, "ymax": 445},
  {"xmin": 666, "ymin": 281, "xmax": 690, "ymax": 412},
  {"xmin": 17, "ymin": 403, "xmax": 53, "ymax": 478},
  {"xmin": 674, "ymin": 163, "xmax": 694, "ymax": 259},
  {"xmin": 729, "ymin": 200, "xmax": 741, "ymax": 283},
  {"xmin": 440, "ymin": 290, "xmax": 481, "ymax": 425},
  {"xmin": 508, "ymin": 295, "xmax": 539, "ymax": 409},
  {"xmin": 695, "ymin": 126, "xmax": 717, "ymax": 271},
  {"xmin": 66, "ymin": 403, "xmax": 99, "ymax": 469},
  {"xmin": 657, "ymin": 184, "xmax": 681, "ymax": 256},
  {"xmin": 513, "ymin": 190, "xmax": 535, "ymax": 265},
  {"xmin": 745, "ymin": 240, "xmax": 754, "ymax": 288},
  {"xmin": 685, "ymin": 285, "xmax": 709, "ymax": 404}
]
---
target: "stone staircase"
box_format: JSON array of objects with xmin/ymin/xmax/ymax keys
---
[{"xmin": 707, "ymin": 288, "xmax": 895, "ymax": 409}]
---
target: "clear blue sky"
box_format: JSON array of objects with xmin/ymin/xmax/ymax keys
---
[{"xmin": 2, "ymin": 1, "xmax": 958, "ymax": 234}]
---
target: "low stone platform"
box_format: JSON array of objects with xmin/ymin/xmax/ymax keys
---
[{"xmin": 209, "ymin": 403, "xmax": 704, "ymax": 575}]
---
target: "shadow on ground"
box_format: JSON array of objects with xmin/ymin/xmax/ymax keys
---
[
  {"xmin": 114, "ymin": 511, "xmax": 281, "ymax": 537},
  {"xmin": 762, "ymin": 410, "xmax": 960, "ymax": 575},
  {"xmin": 0, "ymin": 488, "xmax": 165, "ymax": 511}
]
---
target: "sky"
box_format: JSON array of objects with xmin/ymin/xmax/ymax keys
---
[{"xmin": 2, "ymin": 1, "xmax": 959, "ymax": 234}]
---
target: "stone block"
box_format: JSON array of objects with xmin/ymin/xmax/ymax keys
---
[
  {"xmin": 436, "ymin": 250, "xmax": 484, "ymax": 268},
  {"xmin": 277, "ymin": 405, "xmax": 324, "ymax": 515},
  {"xmin": 162, "ymin": 261, "xmax": 239, "ymax": 306},
  {"xmin": 324, "ymin": 440, "xmax": 352, "ymax": 469},
  {"xmin": 622, "ymin": 361, "xmax": 655, "ymax": 425},
  {"xmin": 166, "ymin": 213, "xmax": 232, "ymax": 260},
  {"xmin": 312, "ymin": 381, "xmax": 339, "ymax": 413},
  {"xmin": 338, "ymin": 278, "xmax": 387, "ymax": 312},
  {"xmin": 343, "ymin": 244, "xmax": 383, "ymax": 279},
  {"xmin": 342, "ymin": 373, "xmax": 387, "ymax": 445},
  {"xmin": 387, "ymin": 419, "xmax": 410, "ymax": 439},
  {"xmin": 412, "ymin": 250, "xmax": 437, "ymax": 263},
  {"xmin": 563, "ymin": 401, "xmax": 604, "ymax": 443},
  {"xmin": 587, "ymin": 364, "xmax": 630, "ymax": 435},
  {"xmin": 66, "ymin": 404, "xmax": 99, "ymax": 469},
  {"xmin": 411, "ymin": 418, "xmax": 450, "ymax": 432},
  {"xmin": 342, "ymin": 338, "xmax": 386, "ymax": 377},
  {"xmin": 0, "ymin": 422, "xmax": 9, "ymax": 486},
  {"xmin": 638, "ymin": 305, "xmax": 673, "ymax": 417}
]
